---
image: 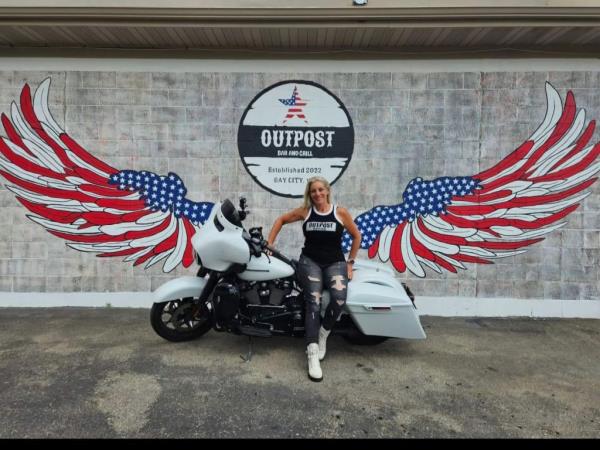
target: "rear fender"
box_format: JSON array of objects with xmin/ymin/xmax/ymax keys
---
[{"xmin": 152, "ymin": 276, "xmax": 208, "ymax": 304}]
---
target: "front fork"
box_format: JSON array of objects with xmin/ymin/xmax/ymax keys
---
[{"xmin": 193, "ymin": 271, "xmax": 220, "ymax": 328}]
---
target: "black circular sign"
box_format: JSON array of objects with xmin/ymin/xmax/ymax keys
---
[{"xmin": 237, "ymin": 80, "xmax": 354, "ymax": 198}]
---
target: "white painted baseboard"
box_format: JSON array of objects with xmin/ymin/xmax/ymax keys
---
[
  {"xmin": 416, "ymin": 296, "xmax": 600, "ymax": 319},
  {"xmin": 0, "ymin": 292, "xmax": 598, "ymax": 318},
  {"xmin": 0, "ymin": 292, "xmax": 154, "ymax": 308}
]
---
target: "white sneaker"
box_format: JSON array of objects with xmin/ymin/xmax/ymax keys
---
[
  {"xmin": 306, "ymin": 343, "xmax": 323, "ymax": 382},
  {"xmin": 318, "ymin": 326, "xmax": 331, "ymax": 361}
]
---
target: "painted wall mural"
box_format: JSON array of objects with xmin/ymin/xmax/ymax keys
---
[
  {"xmin": 0, "ymin": 78, "xmax": 599, "ymax": 279},
  {"xmin": 341, "ymin": 83, "xmax": 600, "ymax": 277},
  {"xmin": 0, "ymin": 78, "xmax": 213, "ymax": 273}
]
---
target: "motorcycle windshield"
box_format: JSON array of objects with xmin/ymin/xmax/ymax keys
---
[{"xmin": 220, "ymin": 199, "xmax": 243, "ymax": 227}]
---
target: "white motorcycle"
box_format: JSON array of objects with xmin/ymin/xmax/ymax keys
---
[{"xmin": 151, "ymin": 198, "xmax": 426, "ymax": 356}]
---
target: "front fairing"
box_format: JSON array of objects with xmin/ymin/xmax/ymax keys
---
[{"xmin": 191, "ymin": 201, "xmax": 250, "ymax": 271}]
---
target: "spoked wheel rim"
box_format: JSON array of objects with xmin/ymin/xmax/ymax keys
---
[{"xmin": 161, "ymin": 298, "xmax": 208, "ymax": 333}]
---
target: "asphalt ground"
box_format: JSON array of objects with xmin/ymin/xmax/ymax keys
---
[{"xmin": 0, "ymin": 307, "xmax": 598, "ymax": 439}]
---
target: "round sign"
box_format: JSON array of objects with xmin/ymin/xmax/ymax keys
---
[{"xmin": 237, "ymin": 80, "xmax": 354, "ymax": 198}]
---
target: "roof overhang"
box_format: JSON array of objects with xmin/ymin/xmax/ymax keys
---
[{"xmin": 1, "ymin": 1, "xmax": 600, "ymax": 57}]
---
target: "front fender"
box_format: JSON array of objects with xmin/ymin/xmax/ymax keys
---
[{"xmin": 152, "ymin": 276, "xmax": 208, "ymax": 304}]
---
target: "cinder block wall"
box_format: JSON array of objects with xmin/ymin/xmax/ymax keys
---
[{"xmin": 0, "ymin": 70, "xmax": 598, "ymax": 299}]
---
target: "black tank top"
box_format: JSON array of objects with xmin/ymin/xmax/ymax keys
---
[{"xmin": 301, "ymin": 204, "xmax": 345, "ymax": 265}]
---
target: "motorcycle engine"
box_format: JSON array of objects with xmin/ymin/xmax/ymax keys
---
[
  {"xmin": 239, "ymin": 279, "xmax": 304, "ymax": 336},
  {"xmin": 213, "ymin": 281, "xmax": 240, "ymax": 326},
  {"xmin": 241, "ymin": 279, "xmax": 292, "ymax": 306}
]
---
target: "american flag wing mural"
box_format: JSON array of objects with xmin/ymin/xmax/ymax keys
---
[
  {"xmin": 342, "ymin": 83, "xmax": 600, "ymax": 277},
  {"xmin": 0, "ymin": 78, "xmax": 213, "ymax": 272}
]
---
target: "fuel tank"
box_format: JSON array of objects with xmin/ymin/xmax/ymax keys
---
[{"xmin": 238, "ymin": 254, "xmax": 295, "ymax": 281}]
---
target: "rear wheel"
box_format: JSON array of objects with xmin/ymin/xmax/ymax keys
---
[
  {"xmin": 338, "ymin": 315, "xmax": 389, "ymax": 345},
  {"xmin": 343, "ymin": 332, "xmax": 388, "ymax": 346},
  {"xmin": 150, "ymin": 298, "xmax": 212, "ymax": 342}
]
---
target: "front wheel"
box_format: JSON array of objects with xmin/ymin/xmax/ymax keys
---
[{"xmin": 150, "ymin": 298, "xmax": 212, "ymax": 342}]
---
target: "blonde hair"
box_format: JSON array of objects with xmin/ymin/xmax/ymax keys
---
[{"xmin": 303, "ymin": 176, "xmax": 332, "ymax": 209}]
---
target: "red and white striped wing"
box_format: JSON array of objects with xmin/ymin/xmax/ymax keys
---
[
  {"xmin": 0, "ymin": 78, "xmax": 198, "ymax": 272},
  {"xmin": 368, "ymin": 83, "xmax": 600, "ymax": 277}
]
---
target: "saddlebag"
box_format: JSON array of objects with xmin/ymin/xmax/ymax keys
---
[{"xmin": 345, "ymin": 281, "xmax": 426, "ymax": 339}]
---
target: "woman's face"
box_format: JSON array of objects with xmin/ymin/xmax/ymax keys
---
[{"xmin": 309, "ymin": 181, "xmax": 329, "ymax": 207}]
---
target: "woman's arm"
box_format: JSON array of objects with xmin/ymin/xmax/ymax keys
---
[
  {"xmin": 337, "ymin": 207, "xmax": 362, "ymax": 279},
  {"xmin": 267, "ymin": 207, "xmax": 307, "ymax": 247}
]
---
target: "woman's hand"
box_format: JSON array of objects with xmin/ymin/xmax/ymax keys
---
[
  {"xmin": 265, "ymin": 242, "xmax": 274, "ymax": 256},
  {"xmin": 347, "ymin": 262, "xmax": 354, "ymax": 280}
]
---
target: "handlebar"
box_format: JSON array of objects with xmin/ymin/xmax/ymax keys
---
[{"xmin": 235, "ymin": 200, "xmax": 293, "ymax": 266}]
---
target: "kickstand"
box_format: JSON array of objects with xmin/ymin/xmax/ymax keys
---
[{"xmin": 240, "ymin": 335, "xmax": 253, "ymax": 362}]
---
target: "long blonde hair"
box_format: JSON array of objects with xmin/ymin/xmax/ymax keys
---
[{"xmin": 303, "ymin": 176, "xmax": 332, "ymax": 209}]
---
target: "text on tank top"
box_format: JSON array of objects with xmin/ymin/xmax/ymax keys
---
[{"xmin": 301, "ymin": 204, "xmax": 345, "ymax": 265}]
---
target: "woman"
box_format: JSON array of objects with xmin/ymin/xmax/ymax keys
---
[{"xmin": 267, "ymin": 176, "xmax": 362, "ymax": 382}]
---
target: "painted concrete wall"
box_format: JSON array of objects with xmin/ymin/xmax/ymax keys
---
[{"xmin": 0, "ymin": 61, "xmax": 598, "ymax": 307}]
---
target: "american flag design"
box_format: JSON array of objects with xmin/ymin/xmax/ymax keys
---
[
  {"xmin": 342, "ymin": 83, "xmax": 600, "ymax": 277},
  {"xmin": 0, "ymin": 78, "xmax": 213, "ymax": 273},
  {"xmin": 1, "ymin": 79, "xmax": 599, "ymax": 278},
  {"xmin": 279, "ymin": 85, "xmax": 307, "ymax": 124}
]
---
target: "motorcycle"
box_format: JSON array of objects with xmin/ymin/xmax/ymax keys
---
[{"xmin": 150, "ymin": 198, "xmax": 426, "ymax": 358}]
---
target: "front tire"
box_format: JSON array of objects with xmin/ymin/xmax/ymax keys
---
[{"xmin": 150, "ymin": 298, "xmax": 212, "ymax": 342}]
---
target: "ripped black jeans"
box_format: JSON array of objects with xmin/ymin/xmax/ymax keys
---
[{"xmin": 297, "ymin": 254, "xmax": 348, "ymax": 345}]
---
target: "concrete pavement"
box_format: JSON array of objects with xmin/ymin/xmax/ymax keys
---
[{"xmin": 0, "ymin": 307, "xmax": 598, "ymax": 438}]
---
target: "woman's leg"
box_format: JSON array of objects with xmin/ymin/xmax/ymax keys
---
[
  {"xmin": 297, "ymin": 254, "xmax": 324, "ymax": 345},
  {"xmin": 322, "ymin": 261, "xmax": 348, "ymax": 331}
]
